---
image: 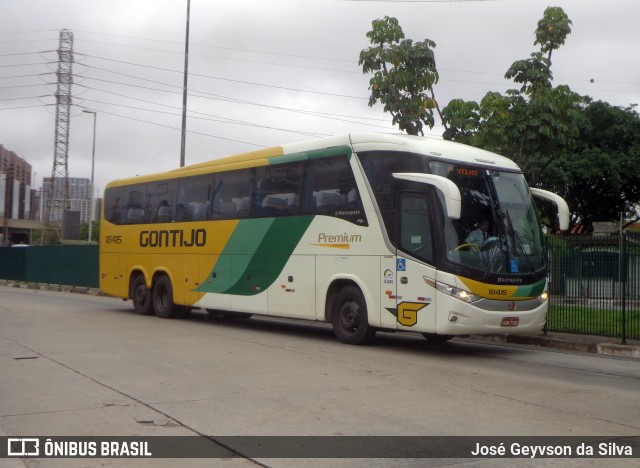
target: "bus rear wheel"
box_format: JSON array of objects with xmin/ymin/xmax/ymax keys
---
[
  {"xmin": 331, "ymin": 285, "xmax": 376, "ymax": 345},
  {"xmin": 131, "ymin": 274, "xmax": 154, "ymax": 315},
  {"xmin": 152, "ymin": 275, "xmax": 179, "ymax": 319}
]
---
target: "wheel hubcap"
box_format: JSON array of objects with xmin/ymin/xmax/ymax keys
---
[
  {"xmin": 134, "ymin": 285, "xmax": 147, "ymax": 306},
  {"xmin": 339, "ymin": 300, "xmax": 360, "ymax": 330},
  {"xmin": 159, "ymin": 288, "xmax": 168, "ymax": 308}
]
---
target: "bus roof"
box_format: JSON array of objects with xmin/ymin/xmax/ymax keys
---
[
  {"xmin": 284, "ymin": 133, "xmax": 520, "ymax": 170},
  {"xmin": 106, "ymin": 133, "xmax": 520, "ymax": 188}
]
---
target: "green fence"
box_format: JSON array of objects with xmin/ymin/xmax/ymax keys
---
[
  {"xmin": 0, "ymin": 245, "xmax": 99, "ymax": 288},
  {"xmin": 546, "ymin": 233, "xmax": 640, "ymax": 341}
]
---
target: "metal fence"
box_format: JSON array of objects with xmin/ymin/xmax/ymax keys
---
[
  {"xmin": 0, "ymin": 245, "xmax": 99, "ymax": 288},
  {"xmin": 546, "ymin": 233, "xmax": 640, "ymax": 341}
]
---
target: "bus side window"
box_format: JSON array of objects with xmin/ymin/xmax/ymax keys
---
[
  {"xmin": 305, "ymin": 156, "xmax": 366, "ymax": 225},
  {"xmin": 177, "ymin": 175, "xmax": 211, "ymax": 222},
  {"xmin": 124, "ymin": 187, "xmax": 146, "ymax": 224},
  {"xmin": 104, "ymin": 187, "xmax": 125, "ymax": 225},
  {"xmin": 212, "ymin": 170, "xmax": 253, "ymax": 219},
  {"xmin": 235, "ymin": 197, "xmax": 251, "ymax": 217},
  {"xmin": 148, "ymin": 181, "xmax": 177, "ymax": 223},
  {"xmin": 156, "ymin": 199, "xmax": 172, "ymax": 222},
  {"xmin": 255, "ymin": 163, "xmax": 303, "ymax": 218},
  {"xmin": 316, "ymin": 191, "xmax": 341, "ymax": 213}
]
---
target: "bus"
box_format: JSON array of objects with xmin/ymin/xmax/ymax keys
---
[{"xmin": 100, "ymin": 133, "xmax": 569, "ymax": 344}]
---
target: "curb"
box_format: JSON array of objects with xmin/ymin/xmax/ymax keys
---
[
  {"xmin": 465, "ymin": 333, "xmax": 640, "ymax": 359},
  {"xmin": 0, "ymin": 280, "xmax": 103, "ymax": 296},
  {"xmin": 504, "ymin": 334, "xmax": 598, "ymax": 353},
  {"xmin": 597, "ymin": 343, "xmax": 640, "ymax": 359}
]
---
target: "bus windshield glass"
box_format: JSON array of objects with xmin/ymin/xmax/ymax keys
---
[{"xmin": 430, "ymin": 161, "xmax": 544, "ymax": 276}]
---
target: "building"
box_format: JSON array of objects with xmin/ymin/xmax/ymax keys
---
[
  {"xmin": 1, "ymin": 145, "xmax": 100, "ymax": 244},
  {"xmin": 1, "ymin": 144, "xmax": 37, "ymax": 245},
  {"xmin": 42, "ymin": 176, "xmax": 95, "ymax": 224}
]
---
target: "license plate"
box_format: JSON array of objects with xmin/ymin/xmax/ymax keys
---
[{"xmin": 501, "ymin": 317, "xmax": 519, "ymax": 327}]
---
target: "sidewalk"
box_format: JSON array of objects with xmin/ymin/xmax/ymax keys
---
[{"xmin": 2, "ymin": 280, "xmax": 639, "ymax": 359}]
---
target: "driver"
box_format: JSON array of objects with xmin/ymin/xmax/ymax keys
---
[{"xmin": 465, "ymin": 219, "xmax": 490, "ymax": 244}]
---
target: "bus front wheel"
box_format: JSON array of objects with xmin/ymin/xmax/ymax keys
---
[
  {"xmin": 131, "ymin": 274, "xmax": 154, "ymax": 315},
  {"xmin": 152, "ymin": 275, "xmax": 179, "ymax": 319},
  {"xmin": 331, "ymin": 285, "xmax": 376, "ymax": 345}
]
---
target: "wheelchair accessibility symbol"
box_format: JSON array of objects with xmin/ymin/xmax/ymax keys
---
[{"xmin": 396, "ymin": 258, "xmax": 406, "ymax": 271}]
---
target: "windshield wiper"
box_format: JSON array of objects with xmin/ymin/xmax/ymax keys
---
[{"xmin": 505, "ymin": 209, "xmax": 535, "ymax": 276}]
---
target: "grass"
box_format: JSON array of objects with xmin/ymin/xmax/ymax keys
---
[{"xmin": 547, "ymin": 304, "xmax": 640, "ymax": 340}]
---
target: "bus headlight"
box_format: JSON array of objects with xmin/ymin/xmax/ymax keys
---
[
  {"xmin": 537, "ymin": 289, "xmax": 549, "ymax": 303},
  {"xmin": 424, "ymin": 277, "xmax": 481, "ymax": 303}
]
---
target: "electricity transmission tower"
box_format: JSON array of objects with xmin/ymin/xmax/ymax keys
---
[{"xmin": 42, "ymin": 29, "xmax": 73, "ymax": 244}]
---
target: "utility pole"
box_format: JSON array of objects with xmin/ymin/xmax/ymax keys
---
[
  {"xmin": 42, "ymin": 29, "xmax": 73, "ymax": 244},
  {"xmin": 83, "ymin": 110, "xmax": 97, "ymax": 243},
  {"xmin": 180, "ymin": 0, "xmax": 191, "ymax": 167}
]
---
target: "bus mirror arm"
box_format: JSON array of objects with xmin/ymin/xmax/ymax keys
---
[
  {"xmin": 392, "ymin": 173, "xmax": 461, "ymax": 219},
  {"xmin": 530, "ymin": 188, "xmax": 570, "ymax": 231}
]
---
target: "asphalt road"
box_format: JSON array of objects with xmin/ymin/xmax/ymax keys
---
[{"xmin": 1, "ymin": 286, "xmax": 639, "ymax": 467}]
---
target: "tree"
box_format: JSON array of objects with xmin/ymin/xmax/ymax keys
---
[
  {"xmin": 359, "ymin": 16, "xmax": 442, "ymax": 135},
  {"xmin": 538, "ymin": 101, "xmax": 640, "ymax": 227},
  {"xmin": 361, "ymin": 7, "xmax": 640, "ymax": 230},
  {"xmin": 439, "ymin": 6, "xmax": 640, "ymax": 229},
  {"xmin": 442, "ymin": 7, "xmax": 581, "ymax": 185},
  {"xmin": 534, "ymin": 6, "xmax": 572, "ymax": 63},
  {"xmin": 80, "ymin": 220, "xmax": 100, "ymax": 243},
  {"xmin": 31, "ymin": 228, "xmax": 60, "ymax": 246}
]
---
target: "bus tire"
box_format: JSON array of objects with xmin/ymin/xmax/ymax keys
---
[
  {"xmin": 331, "ymin": 285, "xmax": 376, "ymax": 345},
  {"xmin": 152, "ymin": 275, "xmax": 179, "ymax": 319},
  {"xmin": 131, "ymin": 274, "xmax": 154, "ymax": 315}
]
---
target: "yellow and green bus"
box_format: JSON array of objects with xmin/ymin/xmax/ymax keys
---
[{"xmin": 100, "ymin": 133, "xmax": 568, "ymax": 344}]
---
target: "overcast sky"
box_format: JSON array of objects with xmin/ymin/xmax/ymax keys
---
[{"xmin": 1, "ymin": 0, "xmax": 639, "ymax": 194}]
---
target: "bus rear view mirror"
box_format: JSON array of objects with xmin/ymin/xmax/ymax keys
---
[
  {"xmin": 530, "ymin": 188, "xmax": 570, "ymax": 231},
  {"xmin": 393, "ymin": 173, "xmax": 461, "ymax": 219}
]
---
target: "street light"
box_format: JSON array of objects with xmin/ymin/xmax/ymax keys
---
[{"xmin": 82, "ymin": 109, "xmax": 97, "ymax": 243}]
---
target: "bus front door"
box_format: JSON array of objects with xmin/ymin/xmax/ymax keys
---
[
  {"xmin": 395, "ymin": 192, "xmax": 438, "ymax": 333},
  {"xmin": 395, "ymin": 255, "xmax": 437, "ymax": 333}
]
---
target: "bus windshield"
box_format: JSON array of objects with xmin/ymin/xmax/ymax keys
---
[{"xmin": 430, "ymin": 161, "xmax": 544, "ymax": 276}]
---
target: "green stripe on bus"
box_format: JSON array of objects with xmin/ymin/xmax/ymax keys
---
[
  {"xmin": 223, "ymin": 216, "xmax": 314, "ymax": 296},
  {"xmin": 267, "ymin": 152, "xmax": 308, "ymax": 165},
  {"xmin": 195, "ymin": 218, "xmax": 273, "ymax": 294},
  {"xmin": 513, "ymin": 279, "xmax": 546, "ymax": 298},
  {"xmin": 225, "ymin": 218, "xmax": 274, "ymax": 255},
  {"xmin": 195, "ymin": 216, "xmax": 314, "ymax": 295},
  {"xmin": 267, "ymin": 145, "xmax": 352, "ymax": 165}
]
